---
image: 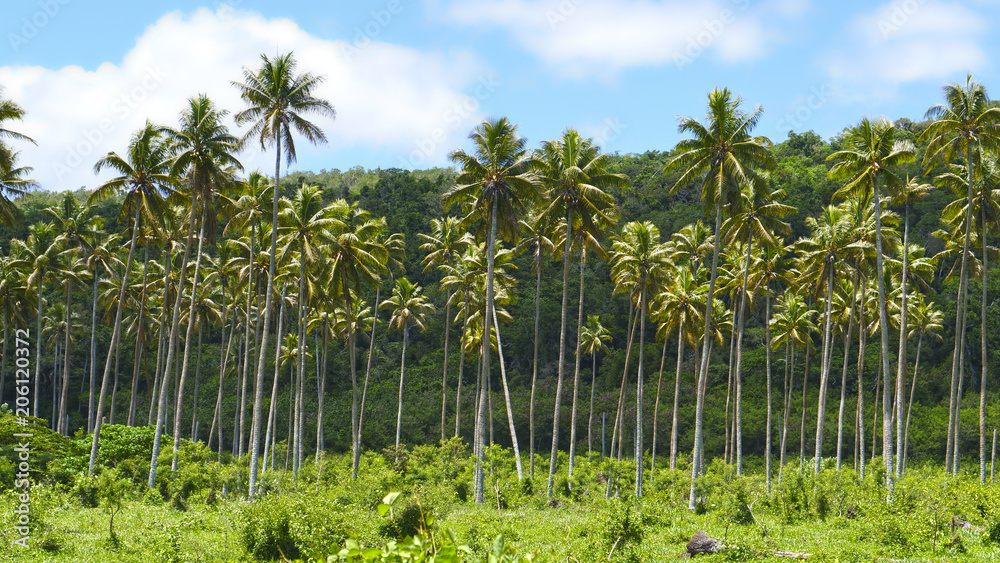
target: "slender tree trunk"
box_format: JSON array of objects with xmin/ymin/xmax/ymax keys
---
[
  {"xmin": 262, "ymin": 285, "xmax": 287, "ymax": 474},
  {"xmin": 903, "ymin": 332, "xmax": 923, "ymax": 473},
  {"xmin": 57, "ymin": 281, "xmax": 73, "ymax": 435},
  {"xmin": 239, "ymin": 224, "xmax": 256, "ymax": 458},
  {"xmin": 670, "ymin": 321, "xmax": 684, "ymax": 470},
  {"xmin": 358, "ymin": 286, "xmax": 381, "ymax": 450},
  {"xmin": 395, "ymin": 326, "xmax": 408, "ymax": 449},
  {"xmin": 128, "ymin": 246, "xmax": 149, "ymax": 427},
  {"xmin": 33, "ymin": 272, "xmax": 42, "ymax": 419},
  {"xmin": 734, "ymin": 236, "xmax": 754, "ymax": 474},
  {"xmin": 547, "ymin": 209, "xmax": 573, "ymax": 497},
  {"xmin": 249, "ymin": 133, "xmax": 283, "ymax": 497},
  {"xmin": 765, "ymin": 286, "xmax": 773, "ymax": 492},
  {"xmin": 690, "ymin": 205, "xmax": 723, "ymax": 510},
  {"xmin": 88, "ymin": 261, "xmax": 100, "ymax": 432},
  {"xmin": 475, "ymin": 201, "xmax": 498, "ymax": 504},
  {"xmin": 294, "ymin": 242, "xmax": 308, "ymax": 479},
  {"xmin": 347, "ymin": 276, "xmax": 361, "ymax": 479},
  {"xmin": 440, "ymin": 290, "xmax": 452, "ymax": 443},
  {"xmin": 650, "ymin": 333, "xmax": 668, "ymax": 486},
  {"xmin": 800, "ymin": 341, "xmax": 811, "ymax": 468},
  {"xmin": 609, "ymin": 296, "xmax": 636, "ymax": 460},
  {"xmin": 895, "ymin": 206, "xmax": 910, "ymax": 478},
  {"xmin": 530, "ymin": 248, "xmax": 542, "ymax": 477},
  {"xmin": 569, "ymin": 247, "xmax": 587, "ymax": 478},
  {"xmin": 190, "ymin": 327, "xmax": 203, "ymax": 442},
  {"xmin": 815, "ymin": 266, "xmax": 834, "ymax": 473},
  {"xmin": 635, "ymin": 285, "xmax": 647, "ymax": 498},
  {"xmin": 589, "ymin": 349, "xmax": 598, "ymax": 458},
  {"xmin": 492, "ymin": 307, "xmax": 523, "ymax": 480},
  {"xmin": 171, "ymin": 206, "xmax": 209, "ymax": 471},
  {"xmin": 980, "ymin": 205, "xmax": 989, "ymax": 484},
  {"xmin": 315, "ymin": 324, "xmax": 328, "ymax": 459},
  {"xmin": 873, "ymin": 178, "xmax": 895, "ymax": 496},
  {"xmin": 89, "ymin": 204, "xmax": 142, "ymax": 475},
  {"xmin": 856, "ymin": 277, "xmax": 868, "ymax": 478},
  {"xmin": 837, "ymin": 268, "xmax": 859, "ymax": 471},
  {"xmin": 779, "ymin": 342, "xmax": 794, "ymax": 483},
  {"xmin": 455, "ymin": 290, "xmax": 470, "ymax": 438}
]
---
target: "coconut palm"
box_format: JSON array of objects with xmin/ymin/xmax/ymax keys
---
[
  {"xmin": 664, "ymin": 88, "xmax": 775, "ymax": 508},
  {"xmin": 902, "ymin": 296, "xmax": 944, "ymax": 473},
  {"xmin": 419, "ymin": 217, "xmax": 470, "ymax": 442},
  {"xmin": 233, "ymin": 51, "xmax": 335, "ymax": 496},
  {"xmin": 443, "ymin": 117, "xmax": 538, "ymax": 503},
  {"xmin": 0, "ymin": 86, "xmax": 35, "ymax": 167},
  {"xmin": 919, "ymin": 75, "xmax": 1000, "ymax": 475},
  {"xmin": 827, "ymin": 116, "xmax": 914, "ymax": 495},
  {"xmin": 770, "ymin": 290, "xmax": 815, "ymax": 480},
  {"xmin": 580, "ymin": 315, "xmax": 611, "ymax": 458},
  {"xmin": 536, "ymin": 129, "xmax": 623, "ymax": 488},
  {"xmin": 0, "ymin": 151, "xmax": 36, "ymax": 225},
  {"xmin": 610, "ymin": 221, "xmax": 670, "ymax": 498},
  {"xmin": 87, "ymin": 122, "xmax": 175, "ymax": 475},
  {"xmin": 0, "ymin": 253, "xmax": 29, "ymax": 404},
  {"xmin": 381, "ymin": 278, "xmax": 435, "ymax": 450}
]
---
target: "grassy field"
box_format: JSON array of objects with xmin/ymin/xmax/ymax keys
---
[{"xmin": 2, "ymin": 438, "xmax": 1000, "ymax": 562}]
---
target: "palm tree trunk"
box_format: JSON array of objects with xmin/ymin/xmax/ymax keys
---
[
  {"xmin": 441, "ymin": 290, "xmax": 451, "ymax": 443},
  {"xmin": 609, "ymin": 295, "xmax": 636, "ymax": 461},
  {"xmin": 650, "ymin": 330, "xmax": 668, "ymax": 486},
  {"xmin": 211, "ymin": 307, "xmax": 237, "ymax": 458},
  {"xmin": 33, "ymin": 273, "xmax": 42, "ymax": 419},
  {"xmin": 856, "ymin": 276, "xmax": 868, "ymax": 478},
  {"xmin": 88, "ymin": 261, "xmax": 100, "ymax": 432},
  {"xmin": 149, "ymin": 246, "xmax": 172, "ymax": 426},
  {"xmin": 547, "ymin": 209, "xmax": 574, "ymax": 497},
  {"xmin": 690, "ymin": 204, "xmax": 723, "ymax": 509},
  {"xmin": 800, "ymin": 341, "xmax": 810, "ymax": 467},
  {"xmin": 589, "ymin": 348, "xmax": 598, "ymax": 458},
  {"xmin": 190, "ymin": 326, "xmax": 204, "ymax": 442},
  {"xmin": 171, "ymin": 205, "xmax": 209, "ymax": 471},
  {"xmin": 492, "ymin": 307, "xmax": 523, "ymax": 480},
  {"xmin": 980, "ymin": 205, "xmax": 989, "ymax": 484},
  {"xmin": 262, "ymin": 285, "xmax": 287, "ymax": 474},
  {"xmin": 837, "ymin": 268, "xmax": 859, "ymax": 471},
  {"xmin": 89, "ymin": 204, "xmax": 142, "ymax": 475},
  {"xmin": 670, "ymin": 321, "xmax": 684, "ymax": 470},
  {"xmin": 764, "ymin": 286, "xmax": 773, "ymax": 492},
  {"xmin": 635, "ymin": 285, "xmax": 647, "ymax": 498},
  {"xmin": 569, "ymin": 246, "xmax": 587, "ymax": 479},
  {"xmin": 734, "ymin": 236, "xmax": 754, "ymax": 474},
  {"xmin": 815, "ymin": 266, "xmax": 834, "ymax": 473},
  {"xmin": 903, "ymin": 331, "xmax": 923, "ymax": 473},
  {"xmin": 530, "ymin": 249, "xmax": 542, "ymax": 477},
  {"xmin": 895, "ymin": 206, "xmax": 910, "ymax": 478},
  {"xmin": 779, "ymin": 341, "xmax": 794, "ymax": 483},
  {"xmin": 128, "ymin": 246, "xmax": 149, "ymax": 427},
  {"xmin": 315, "ymin": 328, "xmax": 327, "ymax": 459},
  {"xmin": 946, "ymin": 143, "xmax": 976, "ymax": 475},
  {"xmin": 239, "ymin": 224, "xmax": 256, "ymax": 458},
  {"xmin": 395, "ymin": 326, "xmax": 408, "ymax": 449},
  {"xmin": 873, "ymin": 178, "xmax": 895, "ymax": 495},
  {"xmin": 476, "ymin": 200, "xmax": 498, "ymax": 504},
  {"xmin": 294, "ymin": 243, "xmax": 308, "ymax": 479},
  {"xmin": 455, "ymin": 289, "xmax": 470, "ymax": 438},
  {"xmin": 57, "ymin": 282, "xmax": 72, "ymax": 435},
  {"xmin": 358, "ymin": 286, "xmax": 381, "ymax": 449}
]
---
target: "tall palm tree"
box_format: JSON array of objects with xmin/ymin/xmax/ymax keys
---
[
  {"xmin": 610, "ymin": 221, "xmax": 669, "ymax": 498},
  {"xmin": 0, "ymin": 151, "xmax": 36, "ymax": 225},
  {"xmin": 902, "ymin": 296, "xmax": 943, "ymax": 473},
  {"xmin": 381, "ymin": 278, "xmax": 435, "ymax": 450},
  {"xmin": 919, "ymin": 75, "xmax": 1000, "ymax": 475},
  {"xmin": 418, "ymin": 217, "xmax": 469, "ymax": 442},
  {"xmin": 536, "ymin": 129, "xmax": 623, "ymax": 489},
  {"xmin": 664, "ymin": 88, "xmax": 775, "ymax": 508},
  {"xmin": 232, "ymin": 51, "xmax": 335, "ymax": 497},
  {"xmin": 770, "ymin": 290, "xmax": 815, "ymax": 481},
  {"xmin": 87, "ymin": 122, "xmax": 174, "ymax": 475},
  {"xmin": 0, "ymin": 85, "xmax": 36, "ymax": 181},
  {"xmin": 52, "ymin": 248, "xmax": 89, "ymax": 435},
  {"xmin": 827, "ymin": 116, "xmax": 914, "ymax": 495},
  {"xmin": 444, "ymin": 117, "xmax": 538, "ymax": 503}
]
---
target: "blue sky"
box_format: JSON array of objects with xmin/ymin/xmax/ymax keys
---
[{"xmin": 2, "ymin": 0, "xmax": 998, "ymax": 191}]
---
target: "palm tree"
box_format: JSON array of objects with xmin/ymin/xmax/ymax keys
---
[
  {"xmin": 827, "ymin": 117, "xmax": 914, "ymax": 495},
  {"xmin": 381, "ymin": 278, "xmax": 435, "ymax": 450},
  {"xmin": 770, "ymin": 290, "xmax": 815, "ymax": 480},
  {"xmin": 87, "ymin": 122, "xmax": 174, "ymax": 475},
  {"xmin": 536, "ymin": 129, "xmax": 623, "ymax": 488},
  {"xmin": 418, "ymin": 217, "xmax": 469, "ymax": 442},
  {"xmin": 0, "ymin": 85, "xmax": 36, "ymax": 181},
  {"xmin": 0, "ymin": 151, "xmax": 36, "ymax": 225},
  {"xmin": 444, "ymin": 117, "xmax": 538, "ymax": 503},
  {"xmin": 52, "ymin": 248, "xmax": 89, "ymax": 435},
  {"xmin": 232, "ymin": 51, "xmax": 335, "ymax": 497},
  {"xmin": 664, "ymin": 88, "xmax": 775, "ymax": 508},
  {"xmin": 902, "ymin": 296, "xmax": 943, "ymax": 473},
  {"xmin": 0, "ymin": 253, "xmax": 30, "ymax": 404},
  {"xmin": 610, "ymin": 221, "xmax": 669, "ymax": 498},
  {"xmin": 580, "ymin": 315, "xmax": 611, "ymax": 458},
  {"xmin": 919, "ymin": 75, "xmax": 1000, "ymax": 475}
]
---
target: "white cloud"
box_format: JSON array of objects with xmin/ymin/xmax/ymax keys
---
[
  {"xmin": 434, "ymin": 0, "xmax": 807, "ymax": 76},
  {"xmin": 1, "ymin": 7, "xmax": 493, "ymax": 191},
  {"xmin": 824, "ymin": 1, "xmax": 988, "ymax": 97}
]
